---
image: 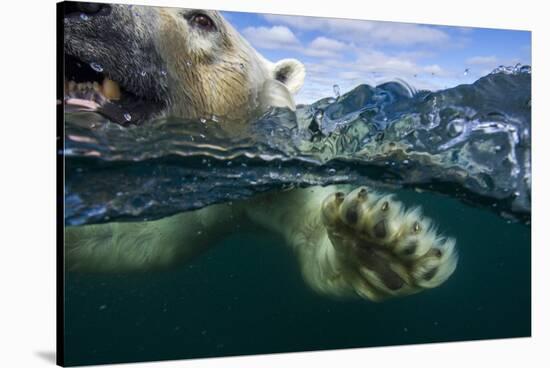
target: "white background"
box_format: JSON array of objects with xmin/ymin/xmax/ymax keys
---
[{"xmin": 0, "ymin": 0, "xmax": 548, "ymax": 367}]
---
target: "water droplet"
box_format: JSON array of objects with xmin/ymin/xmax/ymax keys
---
[
  {"xmin": 519, "ymin": 65, "xmax": 531, "ymax": 74},
  {"xmin": 328, "ymin": 168, "xmax": 336, "ymax": 175},
  {"xmin": 333, "ymin": 84, "xmax": 340, "ymax": 98},
  {"xmin": 463, "ymin": 68, "xmax": 470, "ymax": 76},
  {"xmin": 447, "ymin": 119, "xmax": 464, "ymax": 137},
  {"xmin": 80, "ymin": 13, "xmax": 89, "ymax": 21},
  {"xmin": 90, "ymin": 62, "xmax": 104, "ymax": 72},
  {"xmin": 123, "ymin": 113, "xmax": 132, "ymax": 122},
  {"xmin": 160, "ymin": 70, "xmax": 167, "ymax": 76},
  {"xmin": 140, "ymin": 70, "xmax": 147, "ymax": 77},
  {"xmin": 315, "ymin": 110, "xmax": 324, "ymax": 124},
  {"xmin": 186, "ymin": 61, "xmax": 192, "ymax": 67}
]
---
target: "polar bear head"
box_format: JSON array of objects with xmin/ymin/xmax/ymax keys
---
[{"xmin": 63, "ymin": 2, "xmax": 306, "ymax": 123}]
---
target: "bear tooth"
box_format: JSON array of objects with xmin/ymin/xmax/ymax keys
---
[{"xmin": 102, "ymin": 78, "xmax": 121, "ymax": 100}]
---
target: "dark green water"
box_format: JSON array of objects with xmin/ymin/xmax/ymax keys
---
[{"xmin": 64, "ymin": 188, "xmax": 530, "ymax": 366}]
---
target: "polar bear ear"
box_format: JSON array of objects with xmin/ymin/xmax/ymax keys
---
[{"xmin": 272, "ymin": 59, "xmax": 306, "ymax": 94}]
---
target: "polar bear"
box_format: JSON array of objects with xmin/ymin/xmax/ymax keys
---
[{"xmin": 63, "ymin": 3, "xmax": 458, "ymax": 301}]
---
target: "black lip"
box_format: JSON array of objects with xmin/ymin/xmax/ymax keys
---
[{"xmin": 64, "ymin": 54, "xmax": 163, "ymax": 126}]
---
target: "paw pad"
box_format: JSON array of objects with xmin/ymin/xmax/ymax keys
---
[{"xmin": 322, "ymin": 187, "xmax": 458, "ymax": 301}]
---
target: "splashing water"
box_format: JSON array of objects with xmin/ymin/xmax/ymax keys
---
[{"xmin": 64, "ymin": 67, "xmax": 531, "ymax": 226}]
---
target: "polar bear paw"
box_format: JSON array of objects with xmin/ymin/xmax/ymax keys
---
[{"xmin": 321, "ymin": 187, "xmax": 458, "ymax": 301}]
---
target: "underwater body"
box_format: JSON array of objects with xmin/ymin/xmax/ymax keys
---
[{"xmin": 63, "ymin": 68, "xmax": 531, "ymax": 366}]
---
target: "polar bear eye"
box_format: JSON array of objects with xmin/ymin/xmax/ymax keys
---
[{"xmin": 189, "ymin": 13, "xmax": 216, "ymax": 31}]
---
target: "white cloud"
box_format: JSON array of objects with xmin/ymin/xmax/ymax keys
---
[
  {"xmin": 241, "ymin": 27, "xmax": 351, "ymax": 58},
  {"xmin": 466, "ymin": 55, "xmax": 498, "ymax": 65},
  {"xmin": 308, "ymin": 36, "xmax": 348, "ymax": 51},
  {"xmin": 294, "ymin": 51, "xmax": 454, "ymax": 104},
  {"xmin": 241, "ymin": 26, "xmax": 300, "ymax": 49},
  {"xmin": 263, "ymin": 14, "xmax": 450, "ymax": 46},
  {"xmin": 301, "ymin": 37, "xmax": 350, "ymax": 58}
]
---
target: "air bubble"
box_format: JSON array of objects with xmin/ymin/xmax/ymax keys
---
[
  {"xmin": 463, "ymin": 68, "xmax": 469, "ymax": 76},
  {"xmin": 447, "ymin": 119, "xmax": 464, "ymax": 137},
  {"xmin": 315, "ymin": 110, "xmax": 324, "ymax": 124},
  {"xmin": 333, "ymin": 84, "xmax": 340, "ymax": 99},
  {"xmin": 200, "ymin": 117, "xmax": 207, "ymax": 124},
  {"xmin": 80, "ymin": 13, "xmax": 89, "ymax": 21},
  {"xmin": 140, "ymin": 71, "xmax": 147, "ymax": 77},
  {"xmin": 90, "ymin": 62, "xmax": 104, "ymax": 72},
  {"xmin": 123, "ymin": 113, "xmax": 132, "ymax": 122}
]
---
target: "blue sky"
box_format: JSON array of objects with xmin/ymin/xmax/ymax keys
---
[{"xmin": 222, "ymin": 10, "xmax": 531, "ymax": 104}]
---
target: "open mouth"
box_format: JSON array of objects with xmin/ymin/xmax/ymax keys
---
[
  {"xmin": 64, "ymin": 54, "xmax": 139, "ymax": 125},
  {"xmin": 63, "ymin": 3, "xmax": 163, "ymax": 125}
]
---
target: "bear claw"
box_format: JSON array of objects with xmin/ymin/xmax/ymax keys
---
[{"xmin": 322, "ymin": 187, "xmax": 458, "ymax": 301}]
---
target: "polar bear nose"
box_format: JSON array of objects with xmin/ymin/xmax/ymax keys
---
[{"xmin": 63, "ymin": 2, "xmax": 111, "ymax": 17}]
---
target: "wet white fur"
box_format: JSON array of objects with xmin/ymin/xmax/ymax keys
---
[
  {"xmin": 66, "ymin": 186, "xmax": 458, "ymax": 301},
  {"xmin": 151, "ymin": 8, "xmax": 305, "ymax": 119}
]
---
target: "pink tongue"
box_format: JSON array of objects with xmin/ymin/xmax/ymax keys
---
[{"xmin": 65, "ymin": 98, "xmax": 100, "ymax": 110}]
